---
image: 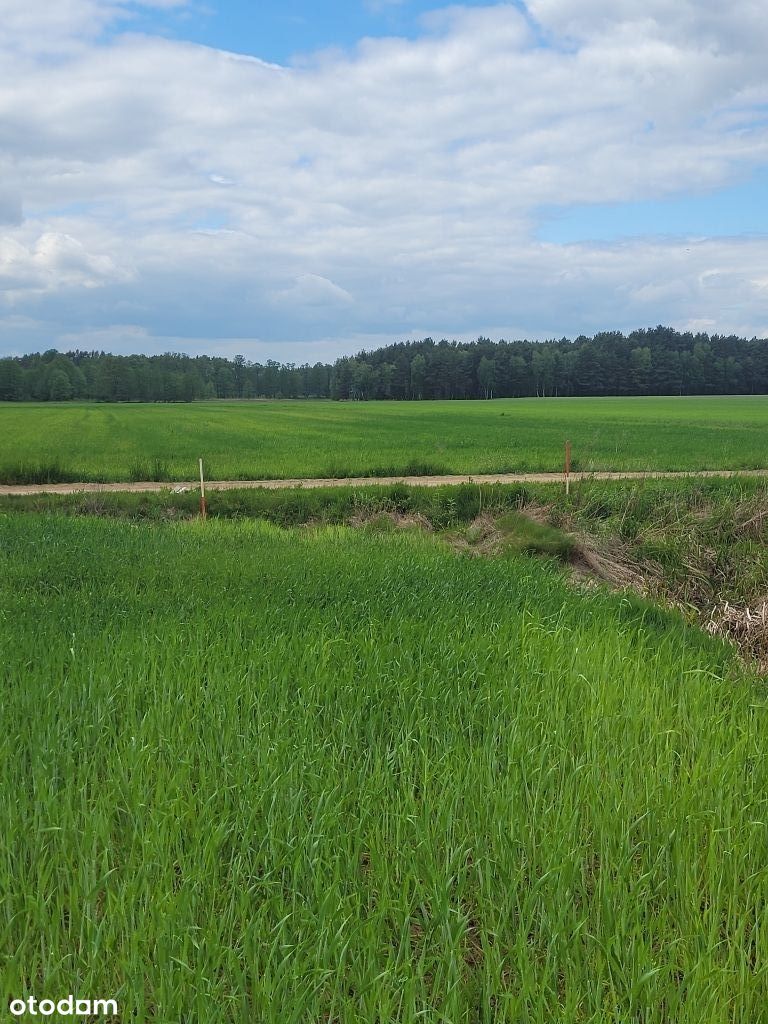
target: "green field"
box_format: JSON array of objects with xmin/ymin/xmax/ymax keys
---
[
  {"xmin": 2, "ymin": 396, "xmax": 768, "ymax": 483},
  {"xmin": 5, "ymin": 474, "xmax": 768, "ymax": 609},
  {"xmin": 3, "ymin": 513, "xmax": 768, "ymax": 1021}
]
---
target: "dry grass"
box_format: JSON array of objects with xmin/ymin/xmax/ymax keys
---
[
  {"xmin": 515, "ymin": 501, "xmax": 552, "ymax": 525},
  {"xmin": 733, "ymin": 496, "xmax": 768, "ymax": 539},
  {"xmin": 705, "ymin": 601, "xmax": 768, "ymax": 668},
  {"xmin": 348, "ymin": 509, "xmax": 435, "ymax": 531},
  {"xmin": 448, "ymin": 513, "xmax": 509, "ymax": 557},
  {"xmin": 568, "ymin": 535, "xmax": 661, "ymax": 594}
]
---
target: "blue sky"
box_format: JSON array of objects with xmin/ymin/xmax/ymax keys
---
[
  {"xmin": 118, "ymin": 0, "xmax": 506, "ymax": 63},
  {"xmin": 538, "ymin": 169, "xmax": 768, "ymax": 244},
  {"xmin": 1, "ymin": 0, "xmax": 767, "ymax": 360}
]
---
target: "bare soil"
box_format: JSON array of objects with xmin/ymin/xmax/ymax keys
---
[{"xmin": 3, "ymin": 468, "xmax": 768, "ymax": 496}]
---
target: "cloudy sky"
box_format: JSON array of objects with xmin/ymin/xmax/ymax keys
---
[{"xmin": 1, "ymin": 0, "xmax": 767, "ymax": 361}]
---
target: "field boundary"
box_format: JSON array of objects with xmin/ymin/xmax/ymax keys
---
[{"xmin": 3, "ymin": 468, "xmax": 768, "ymax": 496}]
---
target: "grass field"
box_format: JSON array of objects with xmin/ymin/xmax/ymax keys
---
[
  {"xmin": 6, "ymin": 473, "xmax": 768, "ymax": 651},
  {"xmin": 2, "ymin": 395, "xmax": 768, "ymax": 483},
  {"xmin": 3, "ymin": 512, "xmax": 768, "ymax": 1021}
]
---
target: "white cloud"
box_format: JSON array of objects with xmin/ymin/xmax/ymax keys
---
[
  {"xmin": 0, "ymin": 0, "xmax": 767, "ymax": 358},
  {"xmin": 528, "ymin": 0, "xmax": 768, "ymax": 54},
  {"xmin": 273, "ymin": 274, "xmax": 354, "ymax": 310},
  {"xmin": 0, "ymin": 231, "xmax": 130, "ymax": 301},
  {"xmin": 0, "ymin": 0, "xmax": 190, "ymax": 54}
]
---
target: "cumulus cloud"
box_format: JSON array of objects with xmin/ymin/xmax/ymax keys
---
[
  {"xmin": 0, "ymin": 0, "xmax": 767, "ymax": 357},
  {"xmin": 0, "ymin": 231, "xmax": 130, "ymax": 301},
  {"xmin": 274, "ymin": 274, "xmax": 354, "ymax": 310},
  {"xmin": 528, "ymin": 0, "xmax": 768, "ymax": 54},
  {"xmin": 0, "ymin": 0, "xmax": 190, "ymax": 54}
]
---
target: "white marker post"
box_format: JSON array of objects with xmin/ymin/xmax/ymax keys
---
[
  {"xmin": 564, "ymin": 439, "xmax": 571, "ymax": 496},
  {"xmin": 199, "ymin": 457, "xmax": 207, "ymax": 521}
]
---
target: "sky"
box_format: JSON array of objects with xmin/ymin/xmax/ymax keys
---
[{"xmin": 1, "ymin": 0, "xmax": 767, "ymax": 362}]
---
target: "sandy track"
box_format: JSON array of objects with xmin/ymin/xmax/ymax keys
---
[{"xmin": 2, "ymin": 468, "xmax": 768, "ymax": 496}]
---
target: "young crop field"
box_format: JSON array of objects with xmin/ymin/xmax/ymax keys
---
[
  {"xmin": 2, "ymin": 395, "xmax": 768, "ymax": 483},
  {"xmin": 3, "ymin": 512, "xmax": 768, "ymax": 1021}
]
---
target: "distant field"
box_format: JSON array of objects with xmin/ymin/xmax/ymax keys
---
[
  {"xmin": 2, "ymin": 396, "xmax": 768, "ymax": 482},
  {"xmin": 3, "ymin": 513, "xmax": 767, "ymax": 1020}
]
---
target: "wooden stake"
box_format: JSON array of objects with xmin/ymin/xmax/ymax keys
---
[
  {"xmin": 564, "ymin": 439, "xmax": 571, "ymax": 496},
  {"xmin": 199, "ymin": 457, "xmax": 207, "ymax": 521}
]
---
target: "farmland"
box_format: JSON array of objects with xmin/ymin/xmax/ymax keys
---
[
  {"xmin": 3, "ymin": 511, "xmax": 768, "ymax": 1021},
  {"xmin": 5, "ymin": 399, "xmax": 768, "ymax": 1020},
  {"xmin": 2, "ymin": 395, "xmax": 768, "ymax": 483}
]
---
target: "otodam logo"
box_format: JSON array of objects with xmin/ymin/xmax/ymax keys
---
[{"xmin": 9, "ymin": 996, "xmax": 118, "ymax": 1017}]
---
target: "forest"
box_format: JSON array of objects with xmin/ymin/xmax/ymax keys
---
[{"xmin": 1, "ymin": 326, "xmax": 767, "ymax": 402}]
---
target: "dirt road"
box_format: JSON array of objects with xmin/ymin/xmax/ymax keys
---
[{"xmin": 2, "ymin": 469, "xmax": 768, "ymax": 496}]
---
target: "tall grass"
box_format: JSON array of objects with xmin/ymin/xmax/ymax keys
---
[
  {"xmin": 0, "ymin": 481, "xmax": 531, "ymax": 528},
  {"xmin": 0, "ymin": 461, "xmax": 86, "ymax": 485},
  {"xmin": 1, "ymin": 514, "xmax": 767, "ymax": 1021}
]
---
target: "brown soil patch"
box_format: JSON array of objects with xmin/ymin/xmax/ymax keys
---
[{"xmin": 3, "ymin": 468, "xmax": 768, "ymax": 496}]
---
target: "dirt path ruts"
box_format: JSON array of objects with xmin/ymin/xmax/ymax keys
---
[{"xmin": 2, "ymin": 469, "xmax": 768, "ymax": 496}]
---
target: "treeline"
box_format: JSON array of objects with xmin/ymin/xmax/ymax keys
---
[
  {"xmin": 0, "ymin": 352, "xmax": 332, "ymax": 403},
  {"xmin": 2, "ymin": 326, "xmax": 768, "ymax": 402}
]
